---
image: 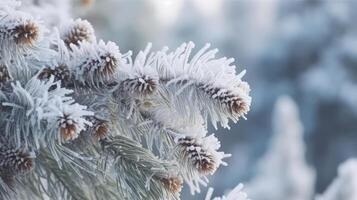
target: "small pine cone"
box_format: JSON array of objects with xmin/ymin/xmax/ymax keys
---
[
  {"xmin": 94, "ymin": 54, "xmax": 117, "ymax": 79},
  {"xmin": 93, "ymin": 120, "xmax": 109, "ymax": 139},
  {"xmin": 0, "ymin": 65, "xmax": 12, "ymax": 88},
  {"xmin": 37, "ymin": 64, "xmax": 71, "ymax": 83},
  {"xmin": 0, "ymin": 146, "xmax": 35, "ymax": 176},
  {"xmin": 58, "ymin": 114, "xmax": 79, "ymax": 141},
  {"xmin": 72, "ymin": 40, "xmax": 121, "ymax": 85},
  {"xmin": 177, "ymin": 137, "xmax": 216, "ymax": 175},
  {"xmin": 160, "ymin": 176, "xmax": 183, "ymax": 193},
  {"xmin": 199, "ymin": 83, "xmax": 250, "ymax": 116},
  {"xmin": 121, "ymin": 75, "xmax": 157, "ymax": 96},
  {"xmin": 0, "ymin": 10, "xmax": 41, "ymax": 48},
  {"xmin": 61, "ymin": 18, "xmax": 95, "ymax": 48},
  {"xmin": 56, "ymin": 104, "xmax": 93, "ymax": 142},
  {"xmin": 13, "ymin": 20, "xmax": 39, "ymax": 45}
]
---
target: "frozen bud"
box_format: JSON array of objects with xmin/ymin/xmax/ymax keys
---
[
  {"xmin": 0, "ymin": 146, "xmax": 35, "ymax": 176},
  {"xmin": 58, "ymin": 114, "xmax": 78, "ymax": 141},
  {"xmin": 13, "ymin": 20, "xmax": 39, "ymax": 45},
  {"xmin": 175, "ymin": 135, "xmax": 230, "ymax": 194},
  {"xmin": 160, "ymin": 176, "xmax": 183, "ymax": 193},
  {"xmin": 38, "ymin": 64, "xmax": 71, "ymax": 84},
  {"xmin": 61, "ymin": 18, "xmax": 96, "ymax": 48},
  {"xmin": 57, "ymin": 104, "xmax": 93, "ymax": 142},
  {"xmin": 0, "ymin": 10, "xmax": 41, "ymax": 47},
  {"xmin": 199, "ymin": 83, "xmax": 250, "ymax": 117},
  {"xmin": 177, "ymin": 137, "xmax": 216, "ymax": 175},
  {"xmin": 93, "ymin": 120, "xmax": 109, "ymax": 140},
  {"xmin": 121, "ymin": 75, "xmax": 157, "ymax": 96},
  {"xmin": 71, "ymin": 40, "xmax": 121, "ymax": 85}
]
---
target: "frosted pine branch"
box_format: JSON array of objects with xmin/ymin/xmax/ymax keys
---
[
  {"xmin": 100, "ymin": 135, "xmax": 181, "ymax": 200},
  {"xmin": 0, "ymin": 1, "xmax": 252, "ymax": 199},
  {"xmin": 117, "ymin": 42, "xmax": 252, "ymax": 129}
]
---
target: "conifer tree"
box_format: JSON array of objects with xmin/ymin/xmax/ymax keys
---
[{"xmin": 0, "ymin": 1, "xmax": 251, "ymax": 199}]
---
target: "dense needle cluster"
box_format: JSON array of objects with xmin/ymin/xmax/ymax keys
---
[{"xmin": 0, "ymin": 1, "xmax": 251, "ymax": 200}]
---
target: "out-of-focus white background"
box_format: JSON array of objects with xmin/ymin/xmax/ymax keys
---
[{"xmin": 72, "ymin": 0, "xmax": 357, "ymax": 199}]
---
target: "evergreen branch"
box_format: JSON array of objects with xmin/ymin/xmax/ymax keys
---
[
  {"xmin": 100, "ymin": 135, "xmax": 181, "ymax": 200},
  {"xmin": 37, "ymin": 150, "xmax": 91, "ymax": 200}
]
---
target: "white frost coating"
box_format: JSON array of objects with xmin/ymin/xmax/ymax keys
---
[
  {"xmin": 2, "ymin": 77, "xmax": 93, "ymax": 147},
  {"xmin": 0, "ymin": 2, "xmax": 252, "ymax": 198},
  {"xmin": 206, "ymin": 183, "xmax": 250, "ymax": 200},
  {"xmin": 246, "ymin": 96, "xmax": 315, "ymax": 200},
  {"xmin": 316, "ymin": 159, "xmax": 357, "ymax": 200},
  {"xmin": 156, "ymin": 42, "xmax": 251, "ymax": 129},
  {"xmin": 120, "ymin": 42, "xmax": 252, "ymax": 129}
]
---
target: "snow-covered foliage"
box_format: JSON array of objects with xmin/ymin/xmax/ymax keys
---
[
  {"xmin": 0, "ymin": 1, "xmax": 251, "ymax": 200},
  {"xmin": 79, "ymin": 0, "xmax": 357, "ymax": 198},
  {"xmin": 205, "ymin": 183, "xmax": 250, "ymax": 200},
  {"xmin": 316, "ymin": 159, "xmax": 357, "ymax": 200},
  {"xmin": 246, "ymin": 96, "xmax": 315, "ymax": 200}
]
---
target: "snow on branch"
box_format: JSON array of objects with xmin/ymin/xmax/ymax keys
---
[
  {"xmin": 0, "ymin": 1, "xmax": 252, "ymax": 199},
  {"xmin": 155, "ymin": 42, "xmax": 251, "ymax": 129},
  {"xmin": 1, "ymin": 77, "xmax": 93, "ymax": 148},
  {"xmin": 205, "ymin": 183, "xmax": 250, "ymax": 200}
]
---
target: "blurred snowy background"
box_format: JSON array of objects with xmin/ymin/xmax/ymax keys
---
[{"xmin": 26, "ymin": 0, "xmax": 357, "ymax": 199}]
